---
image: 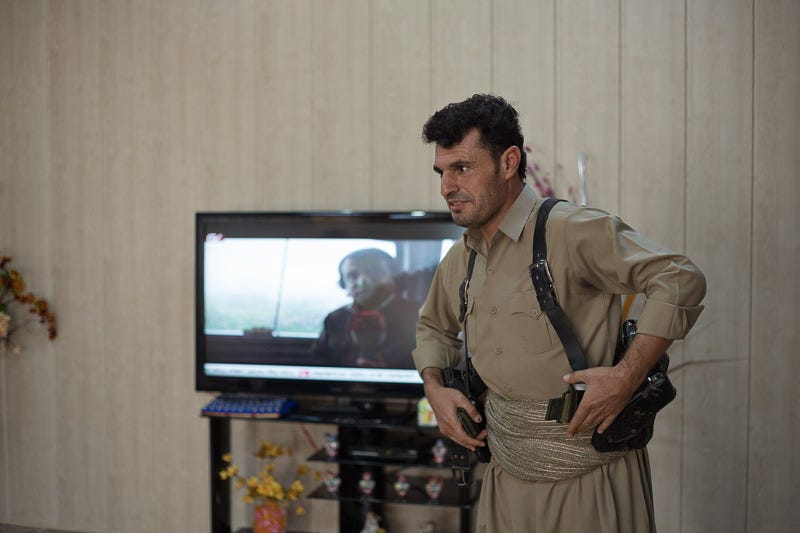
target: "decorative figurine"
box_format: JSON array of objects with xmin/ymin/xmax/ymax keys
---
[
  {"xmin": 323, "ymin": 471, "xmax": 341, "ymax": 495},
  {"xmin": 431, "ymin": 438, "xmax": 448, "ymax": 465},
  {"xmin": 360, "ymin": 511, "xmax": 385, "ymax": 533},
  {"xmin": 358, "ymin": 470, "xmax": 376, "ymax": 496},
  {"xmin": 323, "ymin": 432, "xmax": 340, "ymax": 458},
  {"xmin": 425, "ymin": 475, "xmax": 444, "ymax": 501},
  {"xmin": 419, "ymin": 521, "xmax": 439, "ymax": 533},
  {"xmin": 393, "ymin": 474, "xmax": 410, "ymax": 498}
]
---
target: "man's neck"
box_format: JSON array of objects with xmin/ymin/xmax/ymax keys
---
[{"xmin": 480, "ymin": 181, "xmax": 525, "ymax": 247}]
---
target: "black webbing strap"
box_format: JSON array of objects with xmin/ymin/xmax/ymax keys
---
[
  {"xmin": 459, "ymin": 248, "xmax": 486, "ymax": 396},
  {"xmin": 529, "ymin": 198, "xmax": 589, "ymax": 372},
  {"xmin": 459, "ymin": 249, "xmax": 477, "ymax": 324}
]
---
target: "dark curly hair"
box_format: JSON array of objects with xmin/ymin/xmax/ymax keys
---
[{"xmin": 422, "ymin": 94, "xmax": 527, "ymax": 181}]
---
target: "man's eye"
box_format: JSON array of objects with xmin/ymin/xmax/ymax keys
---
[{"xmin": 458, "ymin": 165, "xmax": 468, "ymax": 173}]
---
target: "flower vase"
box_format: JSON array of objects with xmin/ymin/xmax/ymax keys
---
[{"xmin": 253, "ymin": 502, "xmax": 287, "ymax": 533}]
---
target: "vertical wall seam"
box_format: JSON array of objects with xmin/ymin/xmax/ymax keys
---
[
  {"xmin": 43, "ymin": 0, "xmax": 55, "ymax": 520},
  {"xmin": 681, "ymin": 0, "xmax": 689, "ymax": 530},
  {"xmin": 368, "ymin": 0, "xmax": 374, "ymax": 208},
  {"xmin": 618, "ymin": 0, "xmax": 623, "ymax": 214},
  {"xmin": 553, "ymin": 0, "xmax": 558, "ymax": 183},
  {"xmin": 490, "ymin": 0, "xmax": 495, "ymax": 93},
  {"xmin": 745, "ymin": 0, "xmax": 756, "ymax": 529},
  {"xmin": 428, "ymin": 0, "xmax": 434, "ymax": 208},
  {"xmin": 309, "ymin": 1, "xmax": 316, "ymax": 207}
]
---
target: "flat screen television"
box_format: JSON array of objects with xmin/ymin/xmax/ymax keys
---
[{"xmin": 195, "ymin": 211, "xmax": 463, "ymax": 405}]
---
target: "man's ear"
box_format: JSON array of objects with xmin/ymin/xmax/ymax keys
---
[{"xmin": 501, "ymin": 146, "xmax": 521, "ymax": 180}]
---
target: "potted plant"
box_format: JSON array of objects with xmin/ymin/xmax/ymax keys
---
[{"xmin": 219, "ymin": 439, "xmax": 316, "ymax": 533}]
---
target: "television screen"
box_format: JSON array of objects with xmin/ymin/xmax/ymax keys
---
[{"xmin": 195, "ymin": 211, "xmax": 463, "ymax": 400}]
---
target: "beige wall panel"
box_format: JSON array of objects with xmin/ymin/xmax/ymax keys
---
[
  {"xmin": 199, "ymin": 0, "xmax": 258, "ymax": 209},
  {"xmin": 311, "ymin": 0, "xmax": 371, "ymax": 210},
  {"xmin": 254, "ymin": 0, "xmax": 313, "ymax": 211},
  {"xmin": 493, "ymin": 0, "xmax": 556, "ymax": 190},
  {"xmin": 148, "ymin": 2, "xmax": 215, "ymax": 532},
  {"xmin": 46, "ymin": 0, "xmax": 110, "ymax": 529},
  {"xmin": 430, "ymin": 0, "xmax": 492, "ymax": 106},
  {"xmin": 619, "ymin": 2, "xmax": 687, "ymax": 531},
  {"xmin": 749, "ymin": 1, "xmax": 800, "ymax": 531},
  {"xmin": 556, "ymin": 0, "xmax": 620, "ymax": 212},
  {"xmin": 619, "ymin": 1, "xmax": 686, "ymax": 250},
  {"xmin": 96, "ymin": 1, "xmax": 162, "ymax": 530},
  {"xmin": 0, "ymin": 1, "xmax": 57, "ymax": 525},
  {"xmin": 370, "ymin": 0, "xmax": 433, "ymax": 211},
  {"xmin": 684, "ymin": 0, "xmax": 752, "ymax": 531},
  {"xmin": 428, "ymin": 0, "xmax": 492, "ymax": 204}
]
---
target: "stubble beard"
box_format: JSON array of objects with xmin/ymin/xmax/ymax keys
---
[{"xmin": 449, "ymin": 169, "xmax": 506, "ymax": 230}]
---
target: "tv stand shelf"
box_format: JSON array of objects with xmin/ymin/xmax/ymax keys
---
[
  {"xmin": 206, "ymin": 405, "xmax": 478, "ymax": 533},
  {"xmin": 308, "ymin": 473, "xmax": 480, "ymax": 508}
]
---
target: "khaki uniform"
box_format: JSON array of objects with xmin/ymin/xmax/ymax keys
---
[{"xmin": 413, "ymin": 186, "xmax": 706, "ymax": 532}]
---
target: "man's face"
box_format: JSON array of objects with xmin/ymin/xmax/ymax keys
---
[
  {"xmin": 433, "ymin": 128, "xmax": 508, "ymax": 231},
  {"xmin": 341, "ymin": 256, "xmax": 394, "ymax": 309}
]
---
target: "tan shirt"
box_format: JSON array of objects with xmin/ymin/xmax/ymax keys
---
[{"xmin": 413, "ymin": 185, "xmax": 706, "ymax": 401}]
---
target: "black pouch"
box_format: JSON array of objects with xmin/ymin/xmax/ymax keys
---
[{"xmin": 591, "ymin": 321, "xmax": 677, "ymax": 452}]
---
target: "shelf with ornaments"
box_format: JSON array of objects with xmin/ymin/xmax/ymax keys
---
[
  {"xmin": 308, "ymin": 469, "xmax": 480, "ymax": 509},
  {"xmin": 306, "ymin": 431, "xmax": 480, "ymax": 512},
  {"xmin": 306, "ymin": 432, "xmax": 456, "ymax": 469}
]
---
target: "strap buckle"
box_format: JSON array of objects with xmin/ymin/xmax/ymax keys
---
[{"xmin": 529, "ymin": 259, "xmax": 557, "ymax": 311}]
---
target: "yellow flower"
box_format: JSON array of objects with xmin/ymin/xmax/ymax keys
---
[
  {"xmin": 218, "ymin": 464, "xmax": 238, "ymax": 480},
  {"xmin": 287, "ymin": 480, "xmax": 304, "ymax": 500},
  {"xmin": 219, "ymin": 439, "xmax": 315, "ymax": 514},
  {"xmin": 0, "ymin": 312, "xmax": 10, "ymax": 338}
]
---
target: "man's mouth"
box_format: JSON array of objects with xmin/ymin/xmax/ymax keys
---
[{"xmin": 448, "ymin": 198, "xmax": 470, "ymax": 208}]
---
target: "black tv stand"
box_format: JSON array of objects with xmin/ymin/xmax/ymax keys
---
[
  {"xmin": 294, "ymin": 398, "xmax": 414, "ymax": 426},
  {"xmin": 206, "ymin": 398, "xmax": 478, "ymax": 533}
]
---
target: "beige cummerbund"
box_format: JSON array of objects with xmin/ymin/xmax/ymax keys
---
[{"xmin": 485, "ymin": 389, "xmax": 629, "ymax": 482}]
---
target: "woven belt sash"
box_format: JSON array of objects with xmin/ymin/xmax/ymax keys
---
[{"xmin": 485, "ymin": 389, "xmax": 629, "ymax": 482}]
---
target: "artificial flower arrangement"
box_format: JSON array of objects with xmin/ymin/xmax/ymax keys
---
[
  {"xmin": 524, "ymin": 145, "xmax": 585, "ymax": 204},
  {"xmin": 219, "ymin": 439, "xmax": 318, "ymax": 532},
  {"xmin": 0, "ymin": 253, "xmax": 57, "ymax": 354}
]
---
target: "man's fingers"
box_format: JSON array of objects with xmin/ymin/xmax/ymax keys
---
[{"xmin": 594, "ymin": 411, "xmax": 620, "ymax": 435}]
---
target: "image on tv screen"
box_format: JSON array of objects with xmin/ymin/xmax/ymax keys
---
[{"xmin": 202, "ymin": 235, "xmax": 456, "ymax": 376}]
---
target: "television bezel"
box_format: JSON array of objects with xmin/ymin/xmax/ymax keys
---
[{"xmin": 194, "ymin": 210, "xmax": 462, "ymax": 401}]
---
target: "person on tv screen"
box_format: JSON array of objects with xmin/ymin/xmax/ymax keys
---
[{"xmin": 312, "ymin": 248, "xmax": 420, "ymax": 369}]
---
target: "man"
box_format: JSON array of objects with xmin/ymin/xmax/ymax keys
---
[
  {"xmin": 413, "ymin": 94, "xmax": 706, "ymax": 532},
  {"xmin": 313, "ymin": 248, "xmax": 419, "ymax": 369}
]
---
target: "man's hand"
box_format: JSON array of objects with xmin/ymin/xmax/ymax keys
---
[
  {"xmin": 421, "ymin": 367, "xmax": 488, "ymax": 451},
  {"xmin": 562, "ymin": 365, "xmax": 636, "ymax": 436},
  {"xmin": 563, "ymin": 332, "xmax": 672, "ymax": 437}
]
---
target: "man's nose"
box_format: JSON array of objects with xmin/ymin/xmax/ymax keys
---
[{"xmin": 440, "ymin": 171, "xmax": 458, "ymax": 197}]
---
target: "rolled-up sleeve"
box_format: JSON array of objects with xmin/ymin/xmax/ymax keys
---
[{"xmin": 562, "ymin": 207, "xmax": 707, "ymax": 340}]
